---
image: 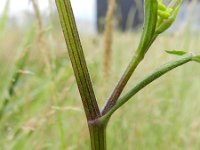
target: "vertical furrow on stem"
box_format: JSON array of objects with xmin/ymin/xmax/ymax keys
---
[
  {"xmin": 55, "ymin": 1, "xmax": 108, "ymax": 149},
  {"xmin": 55, "ymin": 0, "xmax": 100, "ymax": 120},
  {"xmin": 63, "ymin": 1, "xmax": 97, "ymax": 117},
  {"xmin": 89, "ymin": 123, "xmax": 107, "ymax": 150}
]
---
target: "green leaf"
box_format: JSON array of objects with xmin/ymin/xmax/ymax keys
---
[
  {"xmin": 165, "ymin": 50, "xmax": 187, "ymax": 56},
  {"xmin": 166, "ymin": 51, "xmax": 200, "ymax": 63},
  {"xmin": 193, "ymin": 55, "xmax": 200, "ymax": 63}
]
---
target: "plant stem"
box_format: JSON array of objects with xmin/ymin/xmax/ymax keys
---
[
  {"xmin": 55, "ymin": 0, "xmax": 100, "ymax": 120},
  {"xmin": 102, "ymin": 35, "xmax": 157, "ymax": 115},
  {"xmin": 88, "ymin": 121, "xmax": 107, "ymax": 150},
  {"xmin": 102, "ymin": 54, "xmax": 193, "ymax": 119},
  {"xmin": 102, "ymin": 51, "xmax": 142, "ymax": 114},
  {"xmin": 102, "ymin": 0, "xmax": 158, "ymax": 114}
]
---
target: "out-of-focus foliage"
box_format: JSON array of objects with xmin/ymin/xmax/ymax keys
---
[{"xmin": 0, "ymin": 0, "xmax": 9, "ymax": 40}]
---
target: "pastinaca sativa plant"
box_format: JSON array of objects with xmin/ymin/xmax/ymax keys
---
[{"xmin": 55, "ymin": 0, "xmax": 200, "ymax": 149}]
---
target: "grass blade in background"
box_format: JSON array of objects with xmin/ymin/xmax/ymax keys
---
[
  {"xmin": 31, "ymin": 0, "xmax": 52, "ymax": 74},
  {"xmin": 0, "ymin": 26, "xmax": 36, "ymax": 119}
]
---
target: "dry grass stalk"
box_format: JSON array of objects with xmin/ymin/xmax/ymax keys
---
[
  {"xmin": 103, "ymin": 0, "xmax": 116, "ymax": 76},
  {"xmin": 30, "ymin": 0, "xmax": 51, "ymax": 73}
]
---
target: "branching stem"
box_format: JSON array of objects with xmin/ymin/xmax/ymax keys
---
[{"xmin": 102, "ymin": 54, "xmax": 193, "ymax": 120}]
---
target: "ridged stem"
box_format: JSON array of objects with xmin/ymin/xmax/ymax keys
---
[{"xmin": 88, "ymin": 121, "xmax": 107, "ymax": 150}]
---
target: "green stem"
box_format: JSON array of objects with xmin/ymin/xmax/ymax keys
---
[
  {"xmin": 102, "ymin": 0, "xmax": 158, "ymax": 114},
  {"xmin": 102, "ymin": 35, "xmax": 158, "ymax": 115},
  {"xmin": 55, "ymin": 0, "xmax": 100, "ymax": 120},
  {"xmin": 88, "ymin": 121, "xmax": 107, "ymax": 150},
  {"xmin": 102, "ymin": 52, "xmax": 142, "ymax": 114},
  {"xmin": 102, "ymin": 54, "xmax": 193, "ymax": 120}
]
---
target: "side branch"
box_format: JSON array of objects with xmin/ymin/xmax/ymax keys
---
[
  {"xmin": 102, "ymin": 0, "xmax": 158, "ymax": 115},
  {"xmin": 102, "ymin": 54, "xmax": 193, "ymax": 119}
]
